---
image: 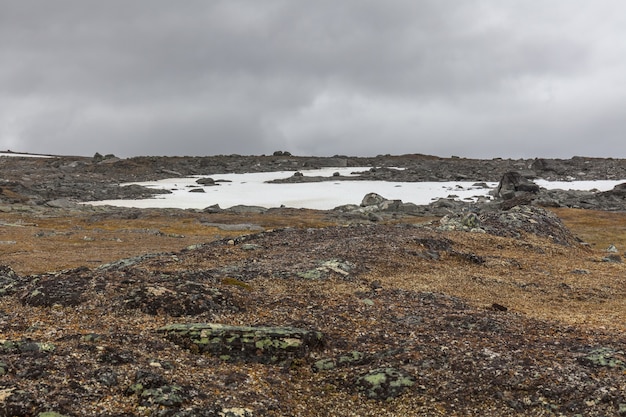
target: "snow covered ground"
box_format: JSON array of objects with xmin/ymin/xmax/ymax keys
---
[{"xmin": 85, "ymin": 167, "xmax": 626, "ymax": 210}]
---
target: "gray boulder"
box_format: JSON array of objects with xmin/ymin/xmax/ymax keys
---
[
  {"xmin": 196, "ymin": 177, "xmax": 217, "ymax": 186},
  {"xmin": 361, "ymin": 193, "xmax": 387, "ymax": 207},
  {"xmin": 495, "ymin": 172, "xmax": 540, "ymax": 200}
]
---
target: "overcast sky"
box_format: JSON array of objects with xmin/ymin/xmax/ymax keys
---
[{"xmin": 1, "ymin": 1, "xmax": 625, "ymax": 159}]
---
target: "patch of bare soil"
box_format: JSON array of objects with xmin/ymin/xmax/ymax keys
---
[{"xmin": 0, "ymin": 206, "xmax": 625, "ymax": 416}]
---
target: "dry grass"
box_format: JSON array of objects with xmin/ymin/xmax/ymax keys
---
[
  {"xmin": 549, "ymin": 207, "xmax": 626, "ymax": 250},
  {"xmin": 1, "ymin": 206, "xmax": 624, "ymax": 333},
  {"xmin": 0, "ymin": 207, "xmax": 335, "ymax": 275},
  {"xmin": 365, "ymin": 230, "xmax": 626, "ymax": 332}
]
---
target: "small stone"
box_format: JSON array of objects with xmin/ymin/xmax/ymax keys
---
[
  {"xmin": 219, "ymin": 407, "xmax": 254, "ymax": 417},
  {"xmin": 602, "ymin": 254, "xmax": 622, "ymax": 263},
  {"xmin": 240, "ymin": 244, "xmax": 261, "ymax": 251},
  {"xmin": 491, "ymin": 303, "xmax": 508, "ymax": 312}
]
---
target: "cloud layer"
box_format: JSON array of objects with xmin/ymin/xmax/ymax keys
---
[{"xmin": 1, "ymin": 1, "xmax": 625, "ymax": 158}]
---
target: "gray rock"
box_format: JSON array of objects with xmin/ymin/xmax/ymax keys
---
[
  {"xmin": 201, "ymin": 223, "xmax": 264, "ymax": 232},
  {"xmin": 45, "ymin": 198, "xmax": 78, "ymax": 208},
  {"xmin": 196, "ymin": 177, "xmax": 217, "ymax": 185},
  {"xmin": 495, "ymin": 171, "xmax": 540, "ymax": 200},
  {"xmin": 602, "ymin": 254, "xmax": 622, "ymax": 263},
  {"xmin": 361, "ymin": 192, "xmax": 387, "ymax": 207},
  {"xmin": 225, "ymin": 205, "xmax": 268, "ymax": 214}
]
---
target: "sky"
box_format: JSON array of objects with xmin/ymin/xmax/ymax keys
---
[{"xmin": 1, "ymin": 1, "xmax": 625, "ymax": 159}]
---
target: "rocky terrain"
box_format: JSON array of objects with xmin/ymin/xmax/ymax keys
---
[{"xmin": 0, "ymin": 152, "xmax": 625, "ymax": 416}]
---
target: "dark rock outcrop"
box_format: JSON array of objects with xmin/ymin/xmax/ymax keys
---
[
  {"xmin": 440, "ymin": 205, "xmax": 580, "ymax": 246},
  {"xmin": 495, "ymin": 171, "xmax": 540, "ymax": 199}
]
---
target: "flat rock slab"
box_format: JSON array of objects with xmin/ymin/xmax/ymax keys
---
[{"xmin": 158, "ymin": 323, "xmax": 324, "ymax": 364}]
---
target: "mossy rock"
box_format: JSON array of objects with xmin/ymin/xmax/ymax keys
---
[
  {"xmin": 355, "ymin": 367, "xmax": 416, "ymax": 400},
  {"xmin": 578, "ymin": 347, "xmax": 626, "ymax": 370},
  {"xmin": 0, "ymin": 340, "xmax": 55, "ymax": 354},
  {"xmin": 158, "ymin": 323, "xmax": 324, "ymax": 364},
  {"xmin": 140, "ymin": 384, "xmax": 184, "ymax": 407},
  {"xmin": 313, "ymin": 351, "xmax": 366, "ymax": 372}
]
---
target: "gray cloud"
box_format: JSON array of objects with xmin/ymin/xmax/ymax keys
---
[{"xmin": 1, "ymin": 0, "xmax": 625, "ymax": 158}]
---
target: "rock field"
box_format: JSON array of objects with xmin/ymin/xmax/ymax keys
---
[{"xmin": 0, "ymin": 153, "xmax": 625, "ymax": 416}]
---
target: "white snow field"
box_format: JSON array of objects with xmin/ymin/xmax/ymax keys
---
[{"xmin": 84, "ymin": 167, "xmax": 626, "ymax": 210}]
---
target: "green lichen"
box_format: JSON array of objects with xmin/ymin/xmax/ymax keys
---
[
  {"xmin": 314, "ymin": 351, "xmax": 365, "ymax": 372},
  {"xmin": 313, "ymin": 358, "xmax": 336, "ymax": 371},
  {"xmin": 356, "ymin": 367, "xmax": 416, "ymax": 401},
  {"xmin": 580, "ymin": 348, "xmax": 625, "ymax": 370},
  {"xmin": 38, "ymin": 342, "xmax": 56, "ymax": 353},
  {"xmin": 338, "ymin": 351, "xmax": 364, "ymax": 365},
  {"xmin": 158, "ymin": 323, "xmax": 323, "ymax": 364},
  {"xmin": 0, "ymin": 340, "xmax": 55, "ymax": 354},
  {"xmin": 297, "ymin": 269, "xmax": 324, "ymax": 280},
  {"xmin": 140, "ymin": 385, "xmax": 184, "ymax": 407},
  {"xmin": 80, "ymin": 333, "xmax": 103, "ymax": 343}
]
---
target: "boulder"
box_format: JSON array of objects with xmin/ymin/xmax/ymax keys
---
[
  {"xmin": 361, "ymin": 193, "xmax": 386, "ymax": 207},
  {"xmin": 158, "ymin": 323, "xmax": 324, "ymax": 364},
  {"xmin": 195, "ymin": 177, "xmax": 217, "ymax": 185},
  {"xmin": 480, "ymin": 205, "xmax": 580, "ymax": 245},
  {"xmin": 495, "ymin": 172, "xmax": 540, "ymax": 200}
]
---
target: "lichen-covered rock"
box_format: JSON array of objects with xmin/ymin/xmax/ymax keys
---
[
  {"xmin": 578, "ymin": 347, "xmax": 626, "ymax": 370},
  {"xmin": 219, "ymin": 408, "xmax": 254, "ymax": 417},
  {"xmin": 444, "ymin": 205, "xmax": 581, "ymax": 245},
  {"xmin": 139, "ymin": 385, "xmax": 185, "ymax": 407},
  {"xmin": 124, "ymin": 369, "xmax": 186, "ymax": 408},
  {"xmin": 21, "ymin": 267, "xmax": 91, "ymax": 307},
  {"xmin": 0, "ymin": 339, "xmax": 56, "ymax": 354},
  {"xmin": 0, "ymin": 265, "xmax": 23, "ymax": 296},
  {"xmin": 122, "ymin": 280, "xmax": 237, "ymax": 317},
  {"xmin": 313, "ymin": 351, "xmax": 366, "ymax": 372},
  {"xmin": 355, "ymin": 367, "xmax": 416, "ymax": 400},
  {"xmin": 158, "ymin": 323, "xmax": 324, "ymax": 364},
  {"xmin": 361, "ymin": 192, "xmax": 386, "ymax": 207},
  {"xmin": 296, "ymin": 259, "xmax": 354, "ymax": 280}
]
